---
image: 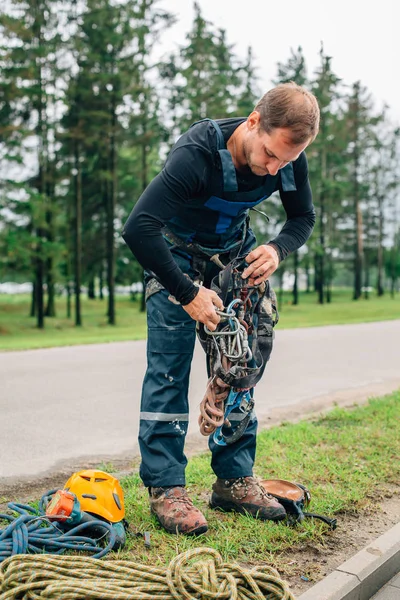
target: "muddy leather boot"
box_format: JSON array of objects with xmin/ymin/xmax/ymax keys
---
[
  {"xmin": 210, "ymin": 477, "xmax": 286, "ymax": 522},
  {"xmin": 149, "ymin": 486, "xmax": 208, "ymax": 535}
]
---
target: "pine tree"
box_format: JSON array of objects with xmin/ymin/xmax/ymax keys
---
[
  {"xmin": 0, "ymin": 0, "xmax": 66, "ymax": 327},
  {"xmin": 310, "ymin": 45, "xmax": 342, "ymax": 304},
  {"xmin": 160, "ymin": 2, "xmax": 241, "ymax": 139},
  {"xmin": 235, "ymin": 47, "xmax": 261, "ymax": 117},
  {"xmin": 273, "ymin": 46, "xmax": 308, "ymax": 305},
  {"xmin": 344, "ymin": 82, "xmax": 382, "ymax": 300}
]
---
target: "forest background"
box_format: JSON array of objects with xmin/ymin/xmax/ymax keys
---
[{"xmin": 0, "ymin": 0, "xmax": 399, "ymax": 335}]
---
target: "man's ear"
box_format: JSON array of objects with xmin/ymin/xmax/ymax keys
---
[{"xmin": 247, "ymin": 111, "xmax": 260, "ymax": 131}]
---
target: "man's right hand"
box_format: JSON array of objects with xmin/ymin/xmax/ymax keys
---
[{"xmin": 182, "ymin": 286, "xmax": 224, "ymax": 331}]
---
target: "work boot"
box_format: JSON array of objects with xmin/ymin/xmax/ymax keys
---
[
  {"xmin": 149, "ymin": 486, "xmax": 208, "ymax": 535},
  {"xmin": 210, "ymin": 476, "xmax": 286, "ymax": 522}
]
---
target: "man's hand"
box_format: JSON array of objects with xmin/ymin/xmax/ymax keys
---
[
  {"xmin": 242, "ymin": 244, "xmax": 280, "ymax": 285},
  {"xmin": 183, "ymin": 286, "xmax": 224, "ymax": 331}
]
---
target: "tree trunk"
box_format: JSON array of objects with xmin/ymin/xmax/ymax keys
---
[
  {"xmin": 45, "ymin": 264, "xmax": 55, "ymax": 317},
  {"xmin": 292, "ymin": 251, "xmax": 299, "ymax": 305},
  {"xmin": 106, "ymin": 89, "xmax": 117, "ymax": 325},
  {"xmin": 376, "ymin": 194, "xmax": 384, "ymax": 296},
  {"xmin": 65, "ymin": 172, "xmax": 72, "ymax": 319},
  {"xmin": 99, "ymin": 265, "xmax": 104, "ymax": 300},
  {"xmin": 35, "ymin": 16, "xmax": 46, "ymax": 330},
  {"xmin": 354, "ymin": 200, "xmax": 363, "ymax": 300},
  {"xmin": 66, "ymin": 280, "xmax": 72, "ymax": 319},
  {"xmin": 352, "ymin": 87, "xmax": 363, "ymax": 301},
  {"xmin": 313, "ymin": 253, "xmax": 319, "ymax": 293},
  {"xmin": 35, "ymin": 246, "xmax": 45, "ymax": 329},
  {"xmin": 74, "ymin": 141, "xmax": 82, "ymax": 326},
  {"xmin": 325, "ymin": 252, "xmax": 332, "ymax": 303},
  {"xmin": 390, "ymin": 247, "xmax": 396, "ymax": 298},
  {"xmin": 30, "ymin": 280, "xmax": 36, "ymax": 317},
  {"xmin": 304, "ymin": 252, "xmax": 311, "ymax": 293},
  {"xmin": 364, "ymin": 253, "xmax": 370, "ymax": 299},
  {"xmin": 88, "ymin": 275, "xmax": 96, "ymax": 299},
  {"xmin": 45, "ymin": 196, "xmax": 55, "ymax": 317},
  {"xmin": 326, "ymin": 281, "xmax": 331, "ymax": 303},
  {"xmin": 318, "ymin": 146, "xmax": 327, "ymax": 305}
]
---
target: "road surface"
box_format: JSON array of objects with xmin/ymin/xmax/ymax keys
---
[{"xmin": 1, "ymin": 320, "xmax": 399, "ymax": 486}]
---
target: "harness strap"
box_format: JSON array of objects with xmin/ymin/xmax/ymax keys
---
[{"xmin": 190, "ymin": 118, "xmax": 238, "ymax": 192}]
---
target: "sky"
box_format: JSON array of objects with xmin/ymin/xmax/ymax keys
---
[{"xmin": 155, "ymin": 0, "xmax": 400, "ymax": 125}]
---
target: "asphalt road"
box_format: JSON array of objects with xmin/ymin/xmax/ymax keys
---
[{"xmin": 1, "ymin": 320, "xmax": 400, "ymax": 486}]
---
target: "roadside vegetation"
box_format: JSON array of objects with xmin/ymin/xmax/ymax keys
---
[
  {"xmin": 0, "ymin": 289, "xmax": 398, "ymax": 351},
  {"xmin": 1, "ymin": 389, "xmax": 399, "ymax": 590},
  {"xmin": 117, "ymin": 391, "xmax": 400, "ymax": 580}
]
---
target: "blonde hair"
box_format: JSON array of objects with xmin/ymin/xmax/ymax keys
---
[{"xmin": 254, "ymin": 82, "xmax": 320, "ymax": 144}]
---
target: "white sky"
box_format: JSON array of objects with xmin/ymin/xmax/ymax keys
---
[{"xmin": 156, "ymin": 0, "xmax": 400, "ymax": 125}]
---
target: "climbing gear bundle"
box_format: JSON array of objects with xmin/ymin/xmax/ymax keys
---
[
  {"xmin": 0, "ymin": 547, "xmax": 295, "ymax": 600},
  {"xmin": 198, "ymin": 255, "xmax": 278, "ymax": 446},
  {"xmin": 0, "ymin": 499, "xmax": 117, "ymax": 563},
  {"xmin": 261, "ymin": 479, "xmax": 337, "ymax": 530},
  {"xmin": 44, "ymin": 469, "xmax": 127, "ymax": 549},
  {"xmin": 0, "ymin": 470, "xmax": 127, "ymax": 563}
]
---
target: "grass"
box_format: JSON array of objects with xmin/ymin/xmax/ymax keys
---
[
  {"xmin": 0, "ymin": 289, "xmax": 399, "ymax": 351},
  {"xmin": 0, "ymin": 294, "xmax": 147, "ymax": 351},
  {"xmin": 278, "ymin": 288, "xmax": 400, "ymax": 329},
  {"xmin": 110, "ymin": 390, "xmax": 400, "ymax": 576},
  {"xmin": 1, "ymin": 390, "xmax": 399, "ymax": 584}
]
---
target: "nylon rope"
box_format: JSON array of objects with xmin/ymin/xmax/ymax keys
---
[
  {"xmin": 0, "ymin": 547, "xmax": 295, "ymax": 600},
  {"xmin": 0, "ymin": 503, "xmax": 116, "ymax": 562}
]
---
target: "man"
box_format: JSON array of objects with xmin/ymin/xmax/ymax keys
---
[{"xmin": 122, "ymin": 82, "xmax": 320, "ymax": 536}]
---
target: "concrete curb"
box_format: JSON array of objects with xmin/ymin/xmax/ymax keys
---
[{"xmin": 297, "ymin": 522, "xmax": 400, "ymax": 600}]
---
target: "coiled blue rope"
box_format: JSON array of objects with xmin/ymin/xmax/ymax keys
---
[{"xmin": 0, "ymin": 500, "xmax": 116, "ymax": 562}]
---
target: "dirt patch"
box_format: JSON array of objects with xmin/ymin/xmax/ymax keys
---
[
  {"xmin": 284, "ymin": 485, "xmax": 400, "ymax": 595},
  {"xmin": 0, "ymin": 457, "xmax": 138, "ymax": 508}
]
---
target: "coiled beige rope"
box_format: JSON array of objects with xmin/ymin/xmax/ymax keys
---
[
  {"xmin": 0, "ymin": 547, "xmax": 295, "ymax": 600},
  {"xmin": 199, "ymin": 355, "xmax": 231, "ymax": 437}
]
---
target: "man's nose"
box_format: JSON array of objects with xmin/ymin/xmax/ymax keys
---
[{"xmin": 266, "ymin": 158, "xmax": 281, "ymax": 176}]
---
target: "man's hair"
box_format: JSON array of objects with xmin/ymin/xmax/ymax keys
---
[{"xmin": 254, "ymin": 82, "xmax": 320, "ymax": 145}]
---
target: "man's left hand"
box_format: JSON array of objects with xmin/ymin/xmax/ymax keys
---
[{"xmin": 242, "ymin": 244, "xmax": 280, "ymax": 285}]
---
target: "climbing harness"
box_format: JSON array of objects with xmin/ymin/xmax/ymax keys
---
[
  {"xmin": 0, "ymin": 547, "xmax": 295, "ymax": 600},
  {"xmin": 198, "ymin": 256, "xmax": 278, "ymax": 446}
]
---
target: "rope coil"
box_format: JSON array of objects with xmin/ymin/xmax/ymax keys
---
[
  {"xmin": 0, "ymin": 502, "xmax": 116, "ymax": 562},
  {"xmin": 0, "ymin": 547, "xmax": 295, "ymax": 600}
]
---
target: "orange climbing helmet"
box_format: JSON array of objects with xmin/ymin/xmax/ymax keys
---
[{"xmin": 64, "ymin": 469, "xmax": 125, "ymax": 523}]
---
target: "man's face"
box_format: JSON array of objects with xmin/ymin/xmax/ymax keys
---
[{"xmin": 243, "ymin": 113, "xmax": 311, "ymax": 176}]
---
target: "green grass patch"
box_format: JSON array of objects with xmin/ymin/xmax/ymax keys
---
[
  {"xmin": 277, "ymin": 288, "xmax": 400, "ymax": 329},
  {"xmin": 0, "ymin": 289, "xmax": 399, "ymax": 351},
  {"xmin": 114, "ymin": 390, "xmax": 400, "ymax": 572},
  {"xmin": 1, "ymin": 391, "xmax": 399, "ymax": 580},
  {"xmin": 0, "ymin": 294, "xmax": 147, "ymax": 351}
]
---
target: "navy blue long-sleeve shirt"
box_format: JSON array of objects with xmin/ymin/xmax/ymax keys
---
[{"xmin": 122, "ymin": 118, "xmax": 315, "ymax": 304}]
